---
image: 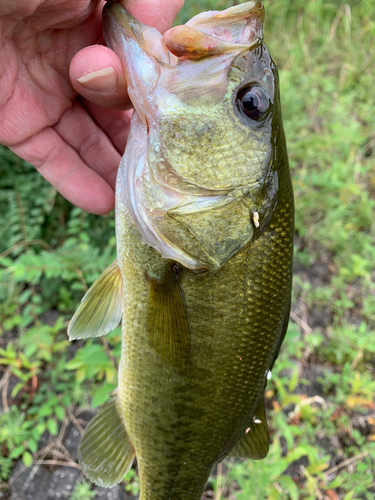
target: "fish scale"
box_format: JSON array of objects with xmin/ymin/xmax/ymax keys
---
[{"xmin": 68, "ymin": 2, "xmax": 294, "ymax": 499}]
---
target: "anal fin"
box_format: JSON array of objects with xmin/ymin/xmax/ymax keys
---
[
  {"xmin": 78, "ymin": 395, "xmax": 135, "ymax": 487},
  {"xmin": 229, "ymin": 399, "xmax": 269, "ymax": 460},
  {"xmin": 146, "ymin": 265, "xmax": 190, "ymax": 366},
  {"xmin": 68, "ymin": 260, "xmax": 122, "ymax": 340}
]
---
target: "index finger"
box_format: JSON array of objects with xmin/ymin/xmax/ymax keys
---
[
  {"xmin": 123, "ymin": 0, "xmax": 184, "ymax": 34},
  {"xmin": 71, "ymin": 0, "xmax": 184, "ymax": 108}
]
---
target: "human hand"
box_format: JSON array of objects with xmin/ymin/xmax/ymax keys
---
[{"xmin": 0, "ymin": 0, "xmax": 183, "ymax": 214}]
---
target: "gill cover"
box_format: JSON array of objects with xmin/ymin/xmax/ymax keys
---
[{"xmin": 103, "ymin": 2, "xmax": 277, "ymax": 271}]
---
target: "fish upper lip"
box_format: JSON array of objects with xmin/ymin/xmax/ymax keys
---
[
  {"xmin": 104, "ymin": 1, "xmax": 264, "ymax": 66},
  {"xmin": 162, "ymin": 1, "xmax": 264, "ymax": 60}
]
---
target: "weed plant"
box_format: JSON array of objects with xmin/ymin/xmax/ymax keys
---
[{"xmin": 0, "ymin": 0, "xmax": 374, "ymax": 498}]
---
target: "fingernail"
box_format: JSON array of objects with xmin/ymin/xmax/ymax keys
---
[
  {"xmin": 102, "ymin": 212, "xmax": 112, "ymax": 218},
  {"xmin": 77, "ymin": 67, "xmax": 117, "ymax": 91}
]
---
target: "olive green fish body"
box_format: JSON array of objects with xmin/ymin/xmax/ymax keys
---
[
  {"xmin": 117, "ymin": 189, "xmax": 292, "ymax": 499},
  {"xmin": 68, "ymin": 2, "xmax": 294, "ymax": 499}
]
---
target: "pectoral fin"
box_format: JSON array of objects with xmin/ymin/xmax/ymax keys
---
[
  {"xmin": 146, "ymin": 265, "xmax": 190, "ymax": 366},
  {"xmin": 78, "ymin": 395, "xmax": 135, "ymax": 487},
  {"xmin": 229, "ymin": 399, "xmax": 269, "ymax": 460},
  {"xmin": 68, "ymin": 260, "xmax": 122, "ymax": 340}
]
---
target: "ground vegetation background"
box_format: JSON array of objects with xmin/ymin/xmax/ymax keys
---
[{"xmin": 0, "ymin": 0, "xmax": 374, "ymax": 499}]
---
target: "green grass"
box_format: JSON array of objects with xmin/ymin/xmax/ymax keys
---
[
  {"xmin": 70, "ymin": 480, "xmax": 96, "ymax": 500},
  {"xmin": 1, "ymin": 0, "xmax": 375, "ymax": 498}
]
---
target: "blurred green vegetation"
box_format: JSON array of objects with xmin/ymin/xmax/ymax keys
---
[{"xmin": 1, "ymin": 0, "xmax": 375, "ymax": 498}]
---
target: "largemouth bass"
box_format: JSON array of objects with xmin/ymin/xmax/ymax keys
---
[{"xmin": 68, "ymin": 2, "xmax": 294, "ymax": 499}]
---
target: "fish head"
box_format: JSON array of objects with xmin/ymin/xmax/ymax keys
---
[{"xmin": 103, "ymin": 1, "xmax": 286, "ymax": 271}]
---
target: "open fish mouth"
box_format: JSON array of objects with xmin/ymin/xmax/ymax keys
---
[
  {"xmin": 103, "ymin": 1, "xmax": 264, "ymax": 65},
  {"xmin": 102, "ymin": 1, "xmax": 266, "ymax": 118}
]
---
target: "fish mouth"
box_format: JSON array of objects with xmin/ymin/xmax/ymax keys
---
[{"xmin": 103, "ymin": 1, "xmax": 264, "ymax": 65}]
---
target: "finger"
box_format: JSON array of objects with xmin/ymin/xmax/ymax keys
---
[
  {"xmin": 53, "ymin": 100, "xmax": 121, "ymax": 189},
  {"xmin": 70, "ymin": 45, "xmax": 130, "ymax": 110},
  {"xmin": 82, "ymin": 99, "xmax": 132, "ymax": 155},
  {"xmin": 71, "ymin": 0, "xmax": 184, "ymax": 108},
  {"xmin": 11, "ymin": 128, "xmax": 115, "ymax": 215},
  {"xmin": 122, "ymin": 0, "xmax": 185, "ymax": 34}
]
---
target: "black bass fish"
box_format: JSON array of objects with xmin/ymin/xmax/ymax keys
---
[{"xmin": 68, "ymin": 2, "xmax": 294, "ymax": 499}]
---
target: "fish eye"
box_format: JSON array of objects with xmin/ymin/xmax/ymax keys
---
[{"xmin": 237, "ymin": 86, "xmax": 271, "ymax": 121}]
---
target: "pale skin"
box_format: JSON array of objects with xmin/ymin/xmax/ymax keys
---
[{"xmin": 0, "ymin": 0, "xmax": 184, "ymax": 214}]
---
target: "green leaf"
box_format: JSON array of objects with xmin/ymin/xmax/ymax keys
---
[
  {"xmin": 32, "ymin": 427, "xmax": 43, "ymax": 440},
  {"xmin": 47, "ymin": 418, "xmax": 58, "ymax": 436},
  {"xmin": 22, "ymin": 451, "xmax": 33, "ymax": 468},
  {"xmin": 91, "ymin": 382, "xmax": 117, "ymax": 408},
  {"xmin": 55, "ymin": 406, "xmax": 65, "ymax": 421},
  {"xmin": 279, "ymin": 476, "xmax": 298, "ymax": 500},
  {"xmin": 9, "ymin": 445, "xmax": 25, "ymax": 459},
  {"xmin": 10, "ymin": 382, "xmax": 25, "ymax": 399},
  {"xmin": 11, "ymin": 367, "xmax": 28, "ymax": 380},
  {"xmin": 27, "ymin": 439, "xmax": 38, "ymax": 454},
  {"xmin": 38, "ymin": 404, "xmax": 53, "ymax": 417},
  {"xmin": 62, "ymin": 394, "xmax": 72, "ymax": 406},
  {"xmin": 327, "ymin": 475, "xmax": 344, "ymax": 489},
  {"xmin": 343, "ymin": 490, "xmax": 356, "ymax": 500},
  {"xmin": 76, "ymin": 367, "xmax": 86, "ymax": 383}
]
